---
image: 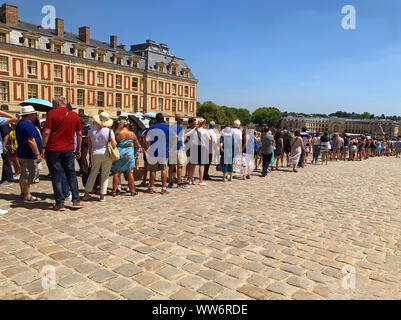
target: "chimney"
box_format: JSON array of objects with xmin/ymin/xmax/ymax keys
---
[
  {"xmin": 160, "ymin": 43, "xmax": 168, "ymax": 48},
  {"xmin": 78, "ymin": 26, "xmax": 90, "ymax": 43},
  {"xmin": 0, "ymin": 4, "xmax": 18, "ymax": 25},
  {"xmin": 146, "ymin": 39, "xmax": 155, "ymax": 45},
  {"xmin": 119, "ymin": 44, "xmax": 126, "ymax": 50},
  {"xmin": 55, "ymin": 18, "xmax": 64, "ymax": 36},
  {"xmin": 110, "ymin": 35, "xmax": 117, "ymax": 48}
]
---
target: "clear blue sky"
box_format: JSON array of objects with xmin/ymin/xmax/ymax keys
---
[{"xmin": 10, "ymin": 0, "xmax": 401, "ymax": 116}]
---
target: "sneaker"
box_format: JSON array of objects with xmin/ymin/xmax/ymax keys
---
[
  {"xmin": 13, "ymin": 174, "xmax": 20, "ymax": 180},
  {"xmin": 52, "ymin": 203, "xmax": 65, "ymax": 211},
  {"xmin": 0, "ymin": 209, "xmax": 8, "ymax": 215},
  {"xmin": 161, "ymin": 188, "xmax": 170, "ymax": 194},
  {"xmin": 227, "ymin": 177, "xmax": 233, "ymax": 182},
  {"xmin": 72, "ymin": 202, "xmax": 84, "ymax": 209},
  {"xmin": 66, "ymin": 194, "xmax": 73, "ymax": 201},
  {"xmin": 246, "ymin": 175, "xmax": 251, "ymax": 179},
  {"xmin": 0, "ymin": 181, "xmax": 12, "ymax": 187},
  {"xmin": 199, "ymin": 181, "xmax": 207, "ymax": 186},
  {"xmin": 168, "ymin": 182, "xmax": 174, "ymax": 188},
  {"xmin": 117, "ymin": 185, "xmax": 122, "ymax": 193},
  {"xmin": 82, "ymin": 195, "xmax": 91, "ymax": 201},
  {"xmin": 188, "ymin": 179, "xmax": 194, "ymax": 185},
  {"xmin": 177, "ymin": 183, "xmax": 186, "ymax": 188}
]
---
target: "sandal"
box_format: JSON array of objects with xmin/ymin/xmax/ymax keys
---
[
  {"xmin": 52, "ymin": 203, "xmax": 65, "ymax": 211},
  {"xmin": 130, "ymin": 191, "xmax": 138, "ymax": 196},
  {"xmin": 24, "ymin": 195, "xmax": 42, "ymax": 202},
  {"xmin": 110, "ymin": 192, "xmax": 117, "ymax": 197}
]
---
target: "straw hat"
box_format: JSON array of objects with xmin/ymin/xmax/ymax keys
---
[
  {"xmin": 93, "ymin": 111, "xmax": 113, "ymax": 127},
  {"xmin": 20, "ymin": 105, "xmax": 38, "ymax": 116}
]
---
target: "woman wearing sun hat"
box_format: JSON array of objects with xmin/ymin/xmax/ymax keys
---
[{"xmin": 82, "ymin": 112, "xmax": 116, "ymax": 202}]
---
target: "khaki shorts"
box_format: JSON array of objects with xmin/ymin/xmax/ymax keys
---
[
  {"xmin": 19, "ymin": 158, "xmax": 37, "ymax": 183},
  {"xmin": 148, "ymin": 159, "xmax": 168, "ymax": 172},
  {"xmin": 169, "ymin": 149, "xmax": 187, "ymax": 168}
]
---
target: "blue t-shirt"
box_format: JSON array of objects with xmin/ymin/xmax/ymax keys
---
[
  {"xmin": 145, "ymin": 123, "xmax": 170, "ymax": 158},
  {"xmin": 169, "ymin": 125, "xmax": 183, "ymax": 151},
  {"xmin": 0, "ymin": 117, "xmax": 6, "ymax": 153},
  {"xmin": 16, "ymin": 120, "xmax": 42, "ymax": 159}
]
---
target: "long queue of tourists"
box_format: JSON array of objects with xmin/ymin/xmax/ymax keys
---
[{"xmin": 1, "ymin": 96, "xmax": 401, "ymax": 214}]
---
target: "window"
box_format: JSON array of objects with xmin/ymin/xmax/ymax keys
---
[
  {"xmin": 77, "ymin": 49, "xmax": 84, "ymax": 58},
  {"xmin": 0, "ymin": 81, "xmax": 9, "ymax": 102},
  {"xmin": 97, "ymin": 72, "xmax": 104, "ymax": 85},
  {"xmin": 158, "ymin": 98, "xmax": 163, "ymax": 111},
  {"xmin": 97, "ymin": 54, "xmax": 105, "ymax": 62},
  {"xmin": 77, "ymin": 68, "xmax": 85, "ymax": 82},
  {"xmin": 97, "ymin": 92, "xmax": 104, "ymax": 107},
  {"xmin": 54, "ymin": 65, "xmax": 63, "ymax": 79},
  {"xmin": 77, "ymin": 90, "xmax": 85, "ymax": 106},
  {"xmin": 132, "ymin": 61, "xmax": 138, "ymax": 68},
  {"xmin": 184, "ymin": 101, "xmax": 189, "ymax": 114},
  {"xmin": 28, "ymin": 84, "xmax": 38, "ymax": 99},
  {"xmin": 27, "ymin": 60, "xmax": 37, "ymax": 75},
  {"xmin": 172, "ymin": 84, "xmax": 177, "ymax": 94},
  {"xmin": 132, "ymin": 95, "xmax": 138, "ymax": 112},
  {"xmin": 115, "ymin": 93, "xmax": 122, "ymax": 108},
  {"xmin": 132, "ymin": 77, "xmax": 138, "ymax": 89},
  {"xmin": 172, "ymin": 99, "xmax": 176, "ymax": 112},
  {"xmin": 183, "ymin": 70, "xmax": 189, "ymax": 78},
  {"xmin": 54, "ymin": 87, "xmax": 63, "ymax": 96},
  {"xmin": 171, "ymin": 66, "xmax": 177, "ymax": 75},
  {"xmin": 54, "ymin": 44, "xmax": 62, "ymax": 53},
  {"xmin": 0, "ymin": 33, "xmax": 6, "ymax": 43},
  {"xmin": 27, "ymin": 38, "xmax": 36, "ymax": 48},
  {"xmin": 158, "ymin": 64, "xmax": 164, "ymax": 73},
  {"xmin": 158, "ymin": 81, "xmax": 164, "ymax": 93},
  {"xmin": 116, "ymin": 75, "xmax": 122, "ymax": 87},
  {"xmin": 184, "ymin": 86, "xmax": 189, "ymax": 96},
  {"xmin": 0, "ymin": 56, "xmax": 8, "ymax": 72},
  {"xmin": 116, "ymin": 57, "xmax": 122, "ymax": 65}
]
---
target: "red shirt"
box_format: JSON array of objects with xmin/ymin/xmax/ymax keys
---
[{"xmin": 44, "ymin": 106, "xmax": 82, "ymax": 152}]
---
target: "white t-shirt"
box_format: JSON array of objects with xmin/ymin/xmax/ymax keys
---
[
  {"xmin": 312, "ymin": 137, "xmax": 320, "ymax": 146},
  {"xmin": 89, "ymin": 126, "xmax": 115, "ymax": 156},
  {"xmin": 207, "ymin": 128, "xmax": 217, "ymax": 154}
]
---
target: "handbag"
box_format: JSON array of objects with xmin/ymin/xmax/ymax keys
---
[{"xmin": 107, "ymin": 129, "xmax": 120, "ymax": 161}]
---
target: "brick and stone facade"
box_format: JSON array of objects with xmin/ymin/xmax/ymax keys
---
[{"xmin": 0, "ymin": 3, "xmax": 198, "ymax": 119}]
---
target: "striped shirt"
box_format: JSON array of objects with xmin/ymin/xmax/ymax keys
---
[{"xmin": 81, "ymin": 120, "xmax": 90, "ymax": 138}]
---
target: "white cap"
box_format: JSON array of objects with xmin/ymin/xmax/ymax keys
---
[
  {"xmin": 20, "ymin": 105, "xmax": 37, "ymax": 116},
  {"xmin": 234, "ymin": 119, "xmax": 241, "ymax": 128}
]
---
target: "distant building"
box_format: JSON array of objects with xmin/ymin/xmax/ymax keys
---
[
  {"xmin": 0, "ymin": 3, "xmax": 198, "ymax": 119},
  {"xmin": 281, "ymin": 115, "xmax": 400, "ymax": 137}
]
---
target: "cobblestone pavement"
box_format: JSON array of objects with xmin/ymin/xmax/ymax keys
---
[{"xmin": 0, "ymin": 156, "xmax": 401, "ymax": 300}]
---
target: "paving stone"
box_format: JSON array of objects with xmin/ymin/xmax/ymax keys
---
[
  {"xmin": 280, "ymin": 264, "xmax": 306, "ymax": 276},
  {"xmin": 132, "ymin": 272, "xmax": 160, "ymax": 286},
  {"xmin": 121, "ymin": 286, "xmax": 154, "ymax": 300},
  {"xmin": 197, "ymin": 282, "xmax": 225, "ymax": 298},
  {"xmin": 86, "ymin": 290, "xmax": 118, "ymax": 300},
  {"xmin": 156, "ymin": 266, "xmax": 184, "ymax": 281},
  {"xmin": 105, "ymin": 277, "xmax": 133, "ymax": 293},
  {"xmin": 74, "ymin": 262, "xmax": 99, "ymax": 274},
  {"xmin": 164, "ymin": 257, "xmax": 187, "ymax": 268},
  {"xmin": 170, "ymin": 288, "xmax": 199, "ymax": 300},
  {"xmin": 247, "ymin": 274, "xmax": 270, "ymax": 288},
  {"xmin": 88, "ymin": 270, "xmax": 118, "ymax": 283},
  {"xmin": 151, "ymin": 281, "xmax": 180, "ymax": 296},
  {"xmin": 187, "ymin": 255, "xmax": 208, "ymax": 264},
  {"xmin": 178, "ymin": 275, "xmax": 206, "ymax": 290},
  {"xmin": 11, "ymin": 272, "xmax": 41, "ymax": 286},
  {"xmin": 237, "ymin": 284, "xmax": 272, "ymax": 300},
  {"xmin": 70, "ymin": 282, "xmax": 98, "ymax": 298},
  {"xmin": 226, "ymin": 268, "xmax": 251, "ymax": 280},
  {"xmin": 264, "ymin": 269, "xmax": 290, "ymax": 281},
  {"xmin": 113, "ymin": 264, "xmax": 142, "ymax": 277},
  {"xmin": 49, "ymin": 251, "xmax": 77, "ymax": 261},
  {"xmin": 267, "ymin": 282, "xmax": 297, "ymax": 297},
  {"xmin": 204, "ymin": 259, "xmax": 233, "ymax": 272},
  {"xmin": 215, "ymin": 290, "xmax": 248, "ymax": 300},
  {"xmin": 306, "ymin": 271, "xmax": 332, "ymax": 284},
  {"xmin": 197, "ymin": 269, "xmax": 221, "ymax": 281},
  {"xmin": 292, "ymin": 290, "xmax": 323, "ymax": 300},
  {"xmin": 58, "ymin": 273, "xmax": 86, "ymax": 288},
  {"xmin": 286, "ymin": 276, "xmax": 315, "ymax": 290},
  {"xmin": 215, "ymin": 275, "xmax": 243, "ymax": 290}
]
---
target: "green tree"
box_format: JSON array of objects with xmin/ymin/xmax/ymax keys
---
[
  {"xmin": 197, "ymin": 101, "xmax": 218, "ymax": 123},
  {"xmin": 251, "ymin": 107, "xmax": 282, "ymax": 127},
  {"xmin": 230, "ymin": 108, "xmax": 252, "ymax": 125}
]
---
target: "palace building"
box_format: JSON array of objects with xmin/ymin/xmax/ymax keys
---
[
  {"xmin": 0, "ymin": 3, "xmax": 198, "ymax": 119},
  {"xmin": 281, "ymin": 116, "xmax": 400, "ymax": 137}
]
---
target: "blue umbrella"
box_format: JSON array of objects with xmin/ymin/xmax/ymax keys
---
[{"xmin": 20, "ymin": 98, "xmax": 52, "ymax": 112}]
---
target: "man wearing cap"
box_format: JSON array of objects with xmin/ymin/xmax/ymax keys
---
[
  {"xmin": 15, "ymin": 106, "xmax": 42, "ymax": 202},
  {"xmin": 41, "ymin": 96, "xmax": 84, "ymax": 210},
  {"xmin": 0, "ymin": 110, "xmax": 17, "ymax": 214},
  {"xmin": 204, "ymin": 121, "xmax": 217, "ymax": 180}
]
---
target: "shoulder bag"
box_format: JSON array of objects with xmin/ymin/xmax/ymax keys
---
[{"xmin": 107, "ymin": 128, "xmax": 120, "ymax": 161}]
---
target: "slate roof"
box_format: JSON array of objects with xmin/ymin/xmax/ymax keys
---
[{"xmin": 1, "ymin": 19, "xmax": 197, "ymax": 81}]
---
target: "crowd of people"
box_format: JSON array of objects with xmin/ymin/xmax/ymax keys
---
[{"xmin": 1, "ymin": 96, "xmax": 401, "ymax": 214}]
